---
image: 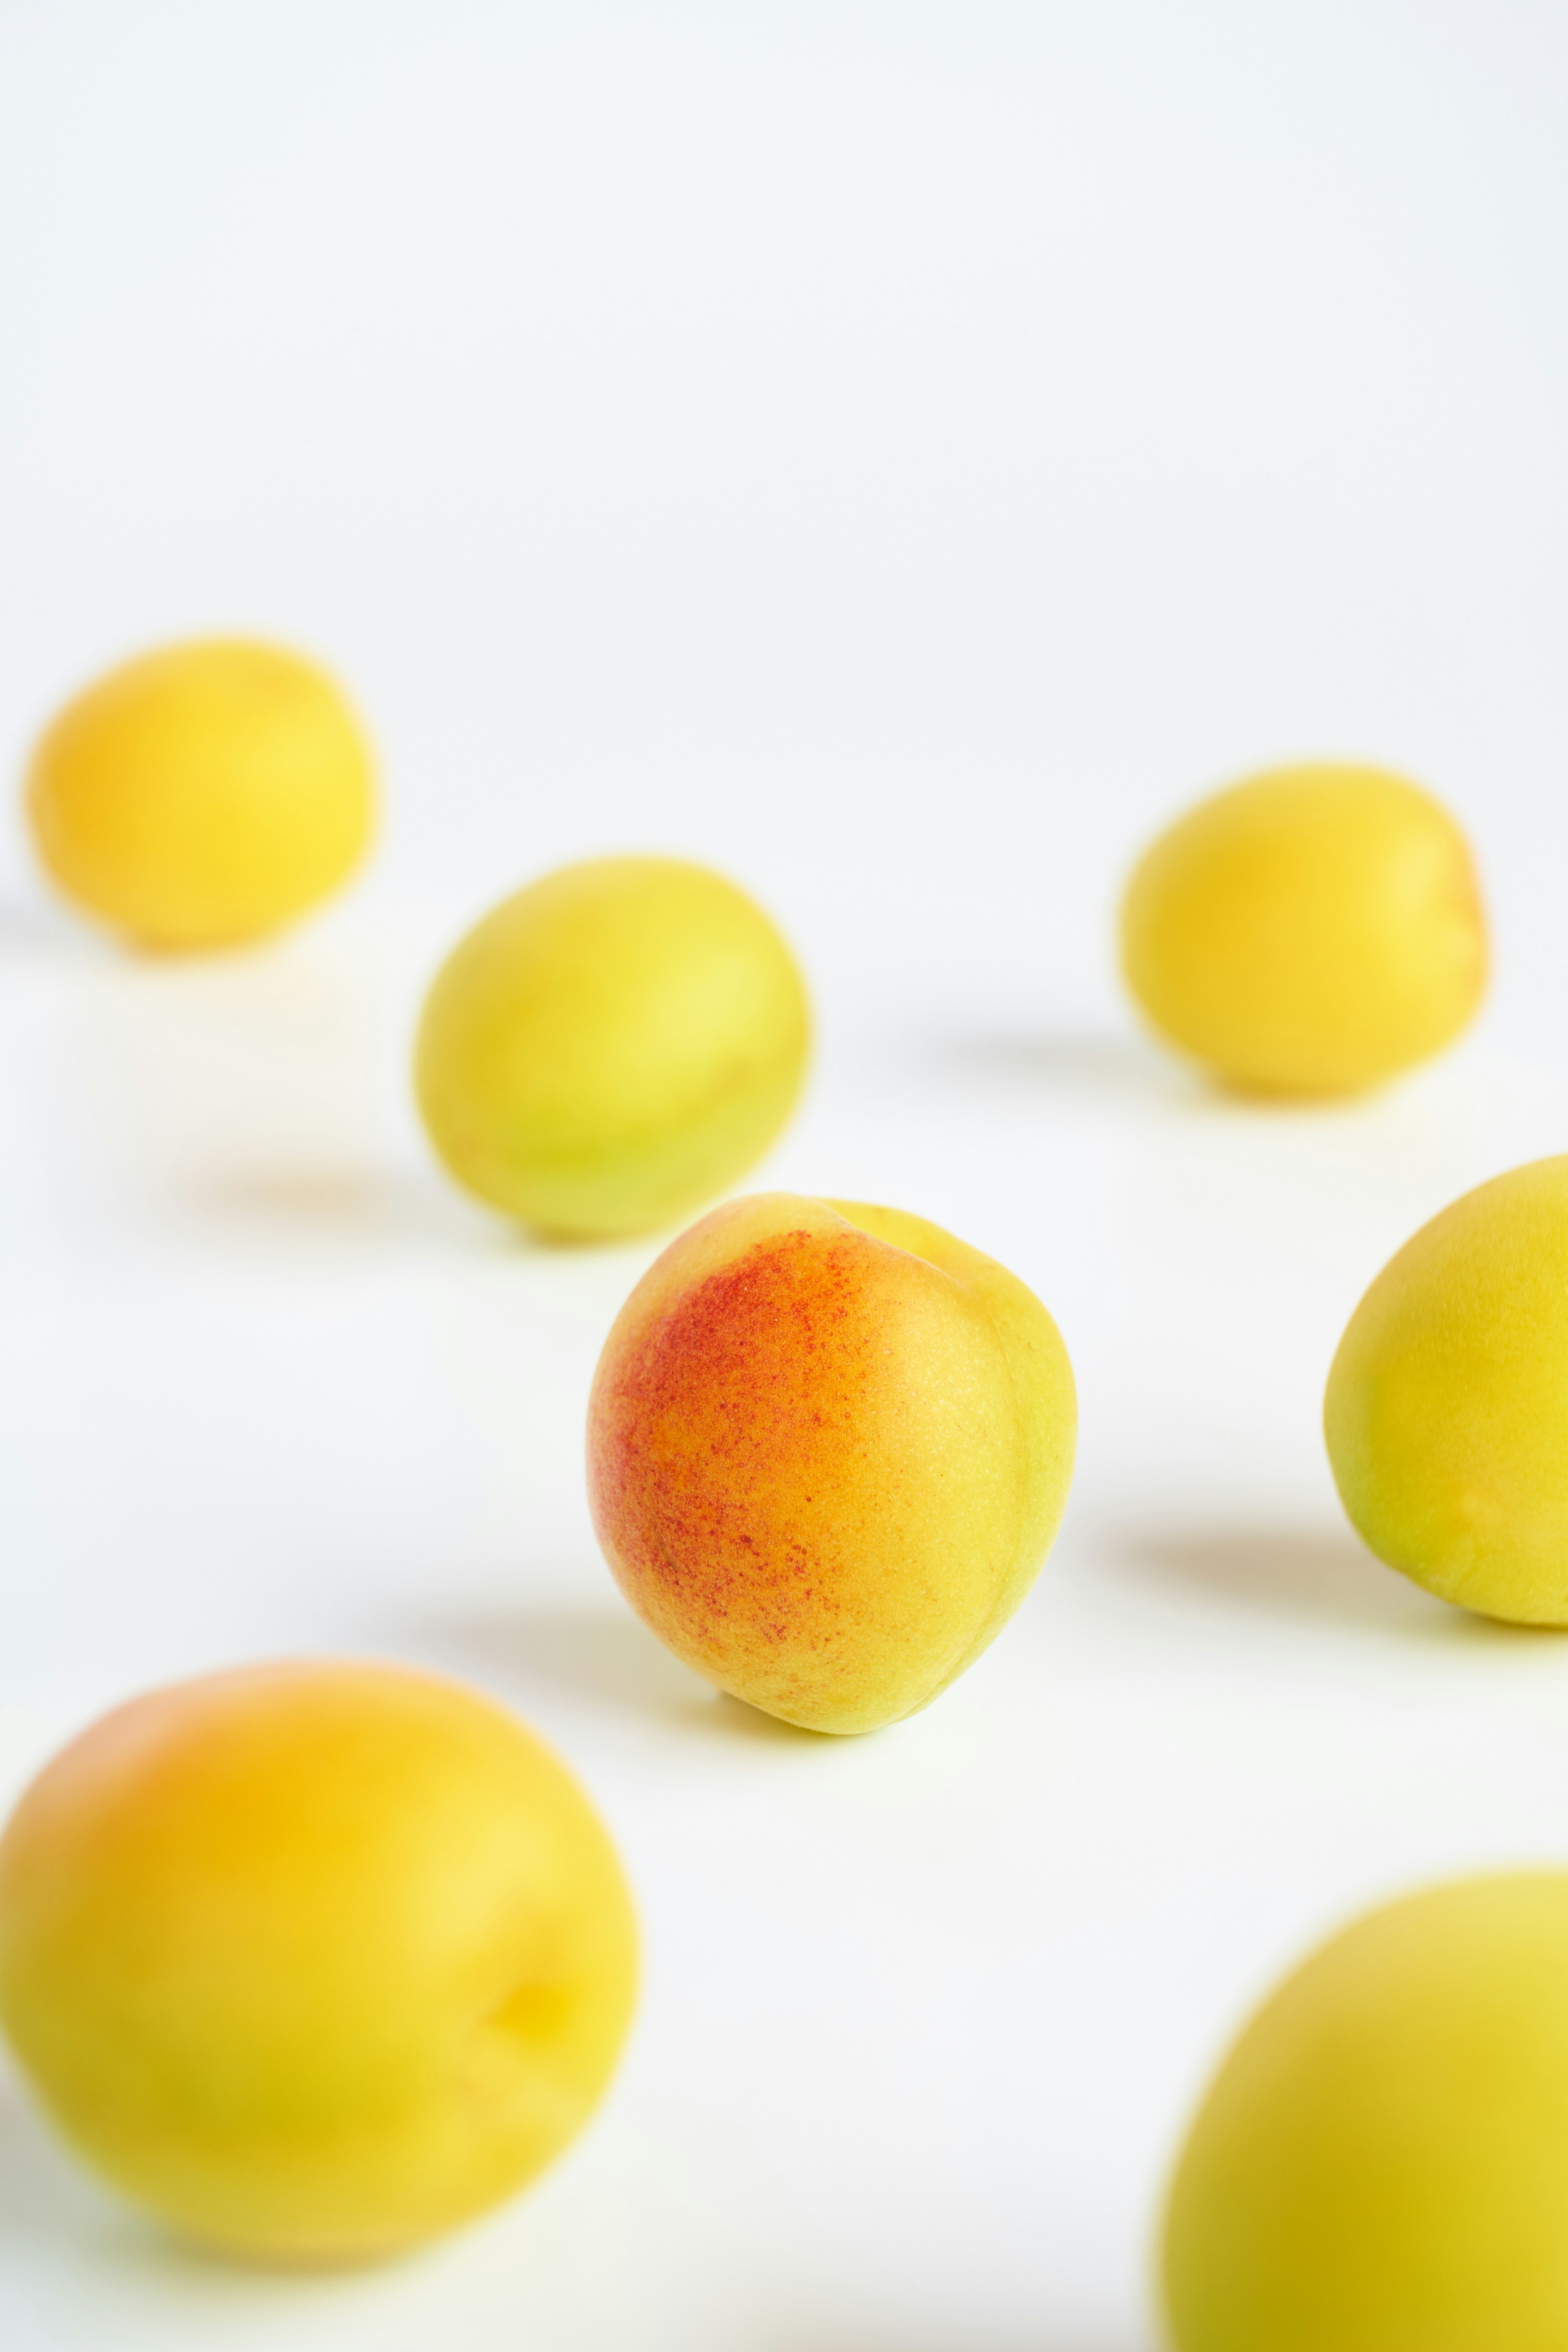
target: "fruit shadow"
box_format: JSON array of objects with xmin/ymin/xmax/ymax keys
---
[
  {"xmin": 925, "ymin": 1027, "xmax": 1389, "ymax": 1122},
  {"xmin": 189, "ymin": 1162, "xmax": 514, "ymax": 1253},
  {"xmin": 0, "ymin": 893, "xmax": 104, "ymax": 963},
  {"xmin": 421, "ymin": 1598, "xmax": 825, "ymax": 1746},
  {"xmin": 187, "ymin": 1164, "xmax": 666, "ymax": 1261},
  {"xmin": 1102, "ymin": 1523, "xmax": 1563, "ymax": 1649},
  {"xmin": 921, "ymin": 1027, "xmax": 1192, "ymax": 1107},
  {"xmin": 0, "ymin": 2079, "xmax": 112, "ymax": 2254},
  {"xmin": 758, "ymin": 2325, "xmax": 1134, "ymax": 2352}
]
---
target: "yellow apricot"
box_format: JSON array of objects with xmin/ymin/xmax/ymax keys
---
[
  {"xmin": 587, "ymin": 1192, "xmax": 1076, "ymax": 1733},
  {"xmin": 1120, "ymin": 763, "xmax": 1486, "ymax": 1095},
  {"xmin": 414, "ymin": 857, "xmax": 810, "ymax": 1240},
  {"xmin": 25, "ymin": 639, "xmax": 375, "ymax": 949},
  {"xmin": 1163, "ymin": 1874, "xmax": 1568, "ymax": 2352},
  {"xmin": 1325, "ymin": 1154, "xmax": 1568, "ymax": 1623},
  {"xmin": 0, "ymin": 1662, "xmax": 637, "ymax": 2263}
]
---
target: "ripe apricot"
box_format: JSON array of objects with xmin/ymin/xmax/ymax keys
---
[
  {"xmin": 0, "ymin": 1662, "xmax": 637, "ymax": 2262},
  {"xmin": 1164, "ymin": 1875, "xmax": 1568, "ymax": 2351},
  {"xmin": 415, "ymin": 857, "xmax": 810, "ymax": 1239},
  {"xmin": 1325, "ymin": 1154, "xmax": 1568, "ymax": 1623},
  {"xmin": 587, "ymin": 1193, "xmax": 1076, "ymax": 1732},
  {"xmin": 26, "ymin": 639, "xmax": 375, "ymax": 947},
  {"xmin": 1121, "ymin": 764, "xmax": 1486, "ymax": 1094}
]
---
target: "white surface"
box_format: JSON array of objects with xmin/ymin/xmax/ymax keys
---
[{"xmin": 4, "ymin": 5, "xmax": 1568, "ymax": 2345}]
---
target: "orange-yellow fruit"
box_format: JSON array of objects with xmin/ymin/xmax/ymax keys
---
[
  {"xmin": 414, "ymin": 858, "xmax": 811, "ymax": 1240},
  {"xmin": 0, "ymin": 1662, "xmax": 637, "ymax": 2263},
  {"xmin": 26, "ymin": 639, "xmax": 375, "ymax": 947},
  {"xmin": 1121, "ymin": 763, "xmax": 1486, "ymax": 1094},
  {"xmin": 1325, "ymin": 1154, "xmax": 1568, "ymax": 1624},
  {"xmin": 587, "ymin": 1193, "xmax": 1076, "ymax": 1733},
  {"xmin": 1164, "ymin": 1874, "xmax": 1568, "ymax": 2352}
]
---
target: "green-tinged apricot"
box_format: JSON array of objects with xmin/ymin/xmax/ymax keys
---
[
  {"xmin": 0, "ymin": 1662, "xmax": 637, "ymax": 2263},
  {"xmin": 1325, "ymin": 1154, "xmax": 1568, "ymax": 1623},
  {"xmin": 1121, "ymin": 763, "xmax": 1486, "ymax": 1095},
  {"xmin": 414, "ymin": 857, "xmax": 810, "ymax": 1239},
  {"xmin": 26, "ymin": 639, "xmax": 375, "ymax": 948},
  {"xmin": 587, "ymin": 1192, "xmax": 1076, "ymax": 1733},
  {"xmin": 1163, "ymin": 1874, "xmax": 1568, "ymax": 2352}
]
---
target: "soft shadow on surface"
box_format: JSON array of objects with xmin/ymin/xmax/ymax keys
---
[
  {"xmin": 1105, "ymin": 1523, "xmax": 1456, "ymax": 1636},
  {"xmin": 187, "ymin": 1163, "xmax": 526, "ymax": 1254},
  {"xmin": 926, "ymin": 1027, "xmax": 1377, "ymax": 1123},
  {"xmin": 0, "ymin": 2082, "xmax": 114, "ymax": 2251},
  {"xmin": 423, "ymin": 1600, "xmax": 824, "ymax": 1744},
  {"xmin": 0, "ymin": 894, "xmax": 103, "ymax": 962},
  {"xmin": 189, "ymin": 1165, "xmax": 660, "ymax": 1259},
  {"xmin": 760, "ymin": 2329, "xmax": 1133, "ymax": 2352},
  {"xmin": 924, "ymin": 1028, "xmax": 1188, "ymax": 1104}
]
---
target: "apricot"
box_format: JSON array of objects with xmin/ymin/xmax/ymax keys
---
[
  {"xmin": 0, "ymin": 1662, "xmax": 637, "ymax": 2263},
  {"xmin": 1324, "ymin": 1154, "xmax": 1568, "ymax": 1624},
  {"xmin": 1120, "ymin": 763, "xmax": 1486, "ymax": 1095},
  {"xmin": 586, "ymin": 1193, "xmax": 1076, "ymax": 1733},
  {"xmin": 26, "ymin": 639, "xmax": 376, "ymax": 948},
  {"xmin": 414, "ymin": 858, "xmax": 810, "ymax": 1240},
  {"xmin": 1163, "ymin": 1873, "xmax": 1568, "ymax": 2352}
]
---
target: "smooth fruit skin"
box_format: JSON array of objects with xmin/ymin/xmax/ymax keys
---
[
  {"xmin": 587, "ymin": 1193, "xmax": 1076, "ymax": 1733},
  {"xmin": 0, "ymin": 1662, "xmax": 637, "ymax": 2263},
  {"xmin": 414, "ymin": 858, "xmax": 811, "ymax": 1240},
  {"xmin": 1163, "ymin": 1875, "xmax": 1568, "ymax": 2352},
  {"xmin": 1120, "ymin": 763, "xmax": 1486, "ymax": 1095},
  {"xmin": 1325, "ymin": 1154, "xmax": 1568, "ymax": 1624},
  {"xmin": 26, "ymin": 639, "xmax": 376, "ymax": 948}
]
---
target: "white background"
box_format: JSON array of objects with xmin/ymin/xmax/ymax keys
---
[{"xmin": 4, "ymin": 4, "xmax": 1568, "ymax": 2344}]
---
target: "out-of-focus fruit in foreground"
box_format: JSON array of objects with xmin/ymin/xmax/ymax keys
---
[
  {"xmin": 0, "ymin": 1662, "xmax": 637, "ymax": 2263},
  {"xmin": 25, "ymin": 639, "xmax": 375, "ymax": 948},
  {"xmin": 1163, "ymin": 1873, "xmax": 1568, "ymax": 2352},
  {"xmin": 414, "ymin": 857, "xmax": 810, "ymax": 1240},
  {"xmin": 1120, "ymin": 763, "xmax": 1486, "ymax": 1095},
  {"xmin": 1325, "ymin": 1154, "xmax": 1568, "ymax": 1624},
  {"xmin": 587, "ymin": 1192, "xmax": 1076, "ymax": 1733}
]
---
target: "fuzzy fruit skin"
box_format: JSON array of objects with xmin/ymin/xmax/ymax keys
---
[
  {"xmin": 1120, "ymin": 763, "xmax": 1486, "ymax": 1095},
  {"xmin": 1325, "ymin": 1154, "xmax": 1568, "ymax": 1624},
  {"xmin": 414, "ymin": 858, "xmax": 810, "ymax": 1240},
  {"xmin": 1163, "ymin": 1875, "xmax": 1568, "ymax": 2352},
  {"xmin": 26, "ymin": 640, "xmax": 375, "ymax": 948},
  {"xmin": 586, "ymin": 1193, "xmax": 1076, "ymax": 1733},
  {"xmin": 0, "ymin": 1662, "xmax": 637, "ymax": 2264}
]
